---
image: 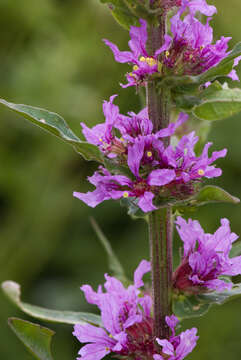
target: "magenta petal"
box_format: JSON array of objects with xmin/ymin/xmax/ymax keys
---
[
  {"xmin": 156, "ymin": 339, "xmax": 174, "ymax": 356},
  {"xmin": 134, "ymin": 259, "xmax": 151, "ymax": 288},
  {"xmin": 138, "ymin": 191, "xmax": 156, "ymax": 212},
  {"xmin": 175, "ymin": 328, "xmax": 199, "ymax": 360},
  {"xmin": 73, "ymin": 190, "xmax": 107, "ymax": 208},
  {"xmin": 147, "ymin": 169, "xmax": 176, "ymax": 186},
  {"xmin": 78, "ymin": 343, "xmax": 111, "ymax": 360},
  {"xmin": 73, "ymin": 323, "xmax": 112, "ymax": 345},
  {"xmin": 103, "ymin": 39, "xmax": 134, "ymax": 63}
]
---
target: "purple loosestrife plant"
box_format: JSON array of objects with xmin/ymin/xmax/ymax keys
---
[
  {"xmin": 73, "ymin": 260, "xmax": 198, "ymax": 360},
  {"xmin": 1, "ymin": 0, "xmax": 241, "ymax": 359}
]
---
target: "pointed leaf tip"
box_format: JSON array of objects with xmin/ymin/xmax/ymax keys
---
[
  {"xmin": 0, "ymin": 98, "xmax": 103, "ymax": 163},
  {"xmin": 8, "ymin": 318, "xmax": 55, "ymax": 360}
]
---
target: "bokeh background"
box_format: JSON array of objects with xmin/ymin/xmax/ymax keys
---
[{"xmin": 0, "ymin": 0, "xmax": 241, "ymax": 359}]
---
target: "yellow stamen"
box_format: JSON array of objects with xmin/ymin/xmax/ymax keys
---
[
  {"xmin": 147, "ymin": 151, "xmax": 153, "ymax": 158},
  {"xmin": 105, "ymin": 347, "xmax": 110, "ymax": 351},
  {"xmin": 146, "ymin": 57, "xmax": 157, "ymax": 67},
  {"xmin": 189, "ymin": 54, "xmax": 193, "ymax": 60},
  {"xmin": 99, "ymin": 137, "xmax": 103, "ymax": 142},
  {"xmin": 133, "ymin": 65, "xmax": 139, "ymax": 71},
  {"xmin": 200, "ymin": 45, "xmax": 204, "ymax": 50},
  {"xmin": 140, "ymin": 56, "xmax": 146, "ymax": 62},
  {"xmin": 120, "ymin": 137, "xmax": 125, "ymax": 142},
  {"xmin": 198, "ymin": 169, "xmax": 205, "ymax": 176},
  {"xmin": 123, "ymin": 191, "xmax": 129, "ymax": 198},
  {"xmin": 165, "ymin": 50, "xmax": 170, "ymax": 58}
]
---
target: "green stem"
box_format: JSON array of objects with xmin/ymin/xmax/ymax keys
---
[
  {"xmin": 146, "ymin": 14, "xmax": 173, "ymax": 340},
  {"xmin": 149, "ymin": 208, "xmax": 173, "ymax": 339}
]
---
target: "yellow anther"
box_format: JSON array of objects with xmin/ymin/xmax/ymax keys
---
[
  {"xmin": 129, "ymin": 72, "xmax": 134, "ymax": 77},
  {"xmin": 120, "ymin": 137, "xmax": 125, "ymax": 142},
  {"xmin": 200, "ymin": 45, "xmax": 204, "ymax": 50},
  {"xmin": 133, "ymin": 65, "xmax": 139, "ymax": 71},
  {"xmin": 147, "ymin": 151, "xmax": 153, "ymax": 158},
  {"xmin": 99, "ymin": 137, "xmax": 103, "ymax": 142},
  {"xmin": 109, "ymin": 334, "xmax": 113, "ymax": 338},
  {"xmin": 140, "ymin": 56, "xmax": 146, "ymax": 62},
  {"xmin": 198, "ymin": 169, "xmax": 205, "ymax": 176},
  {"xmin": 165, "ymin": 50, "xmax": 170, "ymax": 58},
  {"xmin": 123, "ymin": 191, "xmax": 129, "ymax": 198},
  {"xmin": 189, "ymin": 54, "xmax": 193, "ymax": 60},
  {"xmin": 105, "ymin": 347, "xmax": 110, "ymax": 351},
  {"xmin": 146, "ymin": 57, "xmax": 157, "ymax": 67}
]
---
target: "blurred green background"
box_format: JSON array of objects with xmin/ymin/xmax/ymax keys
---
[{"xmin": 0, "ymin": 0, "xmax": 241, "ymax": 359}]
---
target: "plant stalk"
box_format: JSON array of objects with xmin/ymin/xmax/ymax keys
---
[{"xmin": 146, "ymin": 13, "xmax": 173, "ymax": 340}]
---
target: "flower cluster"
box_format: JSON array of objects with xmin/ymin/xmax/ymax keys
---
[
  {"xmin": 74, "ymin": 96, "xmax": 226, "ymax": 212},
  {"xmin": 104, "ymin": 0, "xmax": 239, "ymax": 87},
  {"xmin": 173, "ymin": 217, "xmax": 241, "ymax": 293},
  {"xmin": 73, "ymin": 260, "xmax": 198, "ymax": 360}
]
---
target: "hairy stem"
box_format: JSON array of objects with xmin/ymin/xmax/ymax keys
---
[
  {"xmin": 149, "ymin": 208, "xmax": 173, "ymax": 339},
  {"xmin": 146, "ymin": 14, "xmax": 173, "ymax": 340}
]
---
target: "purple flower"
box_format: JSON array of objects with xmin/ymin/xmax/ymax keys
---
[
  {"xmin": 73, "ymin": 260, "xmax": 198, "ymax": 360},
  {"xmin": 163, "ymin": 4, "xmax": 231, "ymax": 76},
  {"xmin": 103, "ymin": 19, "xmax": 171, "ymax": 87},
  {"xmin": 80, "ymin": 95, "xmax": 187, "ymax": 157},
  {"xmin": 75, "ymin": 110, "xmax": 226, "ymax": 213},
  {"xmin": 103, "ymin": 1, "xmax": 233, "ymax": 86},
  {"xmin": 173, "ymin": 217, "xmax": 241, "ymax": 293}
]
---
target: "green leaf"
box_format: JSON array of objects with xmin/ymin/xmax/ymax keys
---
[
  {"xmin": 90, "ymin": 217, "xmax": 128, "ymax": 283},
  {"xmin": 193, "ymin": 87, "xmax": 241, "ymax": 121},
  {"xmin": 197, "ymin": 283, "xmax": 241, "ymax": 305},
  {"xmin": 8, "ymin": 317, "xmax": 54, "ymax": 360},
  {"xmin": 2, "ymin": 281, "xmax": 102, "ymax": 326},
  {"xmin": 0, "ymin": 98, "xmax": 103, "ymax": 163},
  {"xmin": 100, "ymin": 0, "xmax": 155, "ymax": 29},
  {"xmin": 193, "ymin": 185, "xmax": 240, "ymax": 206},
  {"xmin": 173, "ymin": 295, "xmax": 210, "ymax": 320},
  {"xmin": 230, "ymin": 242, "xmax": 241, "ymax": 258},
  {"xmin": 100, "ymin": 0, "xmax": 139, "ymax": 29}
]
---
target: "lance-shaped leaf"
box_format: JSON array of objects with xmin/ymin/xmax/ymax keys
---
[
  {"xmin": 193, "ymin": 87, "xmax": 241, "ymax": 121},
  {"xmin": 90, "ymin": 217, "xmax": 128, "ymax": 283},
  {"xmin": 0, "ymin": 99, "xmax": 103, "ymax": 163},
  {"xmin": 176, "ymin": 186, "xmax": 240, "ymax": 212},
  {"xmin": 173, "ymin": 295, "xmax": 210, "ymax": 320},
  {"xmin": 8, "ymin": 318, "xmax": 55, "ymax": 360},
  {"xmin": 2, "ymin": 281, "xmax": 102, "ymax": 326},
  {"xmin": 197, "ymin": 283, "xmax": 241, "ymax": 305},
  {"xmin": 193, "ymin": 185, "xmax": 240, "ymax": 206}
]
